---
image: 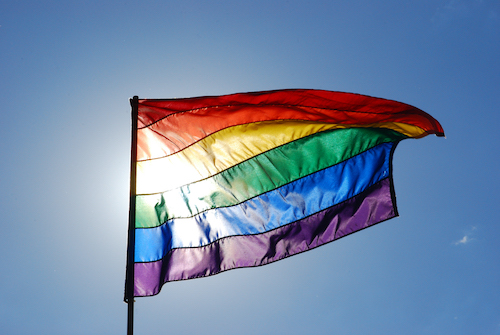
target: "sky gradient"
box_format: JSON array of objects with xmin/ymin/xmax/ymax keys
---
[{"xmin": 1, "ymin": 1, "xmax": 499, "ymax": 334}]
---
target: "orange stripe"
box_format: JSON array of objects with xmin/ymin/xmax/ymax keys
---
[{"xmin": 138, "ymin": 90, "xmax": 444, "ymax": 161}]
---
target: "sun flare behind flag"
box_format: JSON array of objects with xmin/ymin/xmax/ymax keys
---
[{"xmin": 125, "ymin": 89, "xmax": 444, "ymax": 298}]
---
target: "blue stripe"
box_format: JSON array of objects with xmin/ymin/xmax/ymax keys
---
[{"xmin": 135, "ymin": 142, "xmax": 394, "ymax": 262}]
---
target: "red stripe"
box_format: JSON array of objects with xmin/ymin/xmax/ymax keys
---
[{"xmin": 137, "ymin": 89, "xmax": 444, "ymax": 160}]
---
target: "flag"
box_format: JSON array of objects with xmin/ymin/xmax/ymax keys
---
[{"xmin": 128, "ymin": 89, "xmax": 444, "ymax": 297}]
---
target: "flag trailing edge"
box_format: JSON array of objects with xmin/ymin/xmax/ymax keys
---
[{"xmin": 127, "ymin": 89, "xmax": 444, "ymax": 298}]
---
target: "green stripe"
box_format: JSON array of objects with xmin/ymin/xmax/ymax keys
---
[{"xmin": 135, "ymin": 128, "xmax": 407, "ymax": 228}]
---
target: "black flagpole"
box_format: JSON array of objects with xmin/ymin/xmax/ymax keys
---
[{"xmin": 125, "ymin": 96, "xmax": 139, "ymax": 335}]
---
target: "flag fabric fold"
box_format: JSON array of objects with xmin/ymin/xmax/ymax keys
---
[{"xmin": 128, "ymin": 89, "xmax": 444, "ymax": 297}]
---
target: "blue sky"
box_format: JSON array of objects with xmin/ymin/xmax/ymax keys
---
[{"xmin": 1, "ymin": 1, "xmax": 499, "ymax": 334}]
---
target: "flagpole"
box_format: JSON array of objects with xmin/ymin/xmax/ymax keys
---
[{"xmin": 125, "ymin": 96, "xmax": 139, "ymax": 335}]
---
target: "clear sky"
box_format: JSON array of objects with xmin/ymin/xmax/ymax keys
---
[{"xmin": 1, "ymin": 1, "xmax": 499, "ymax": 334}]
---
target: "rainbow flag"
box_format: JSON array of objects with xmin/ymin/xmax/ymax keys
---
[{"xmin": 128, "ymin": 89, "xmax": 444, "ymax": 297}]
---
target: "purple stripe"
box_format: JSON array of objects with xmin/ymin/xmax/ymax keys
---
[{"xmin": 134, "ymin": 177, "xmax": 396, "ymax": 297}]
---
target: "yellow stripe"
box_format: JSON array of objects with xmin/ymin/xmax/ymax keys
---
[{"xmin": 136, "ymin": 120, "xmax": 424, "ymax": 194}]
